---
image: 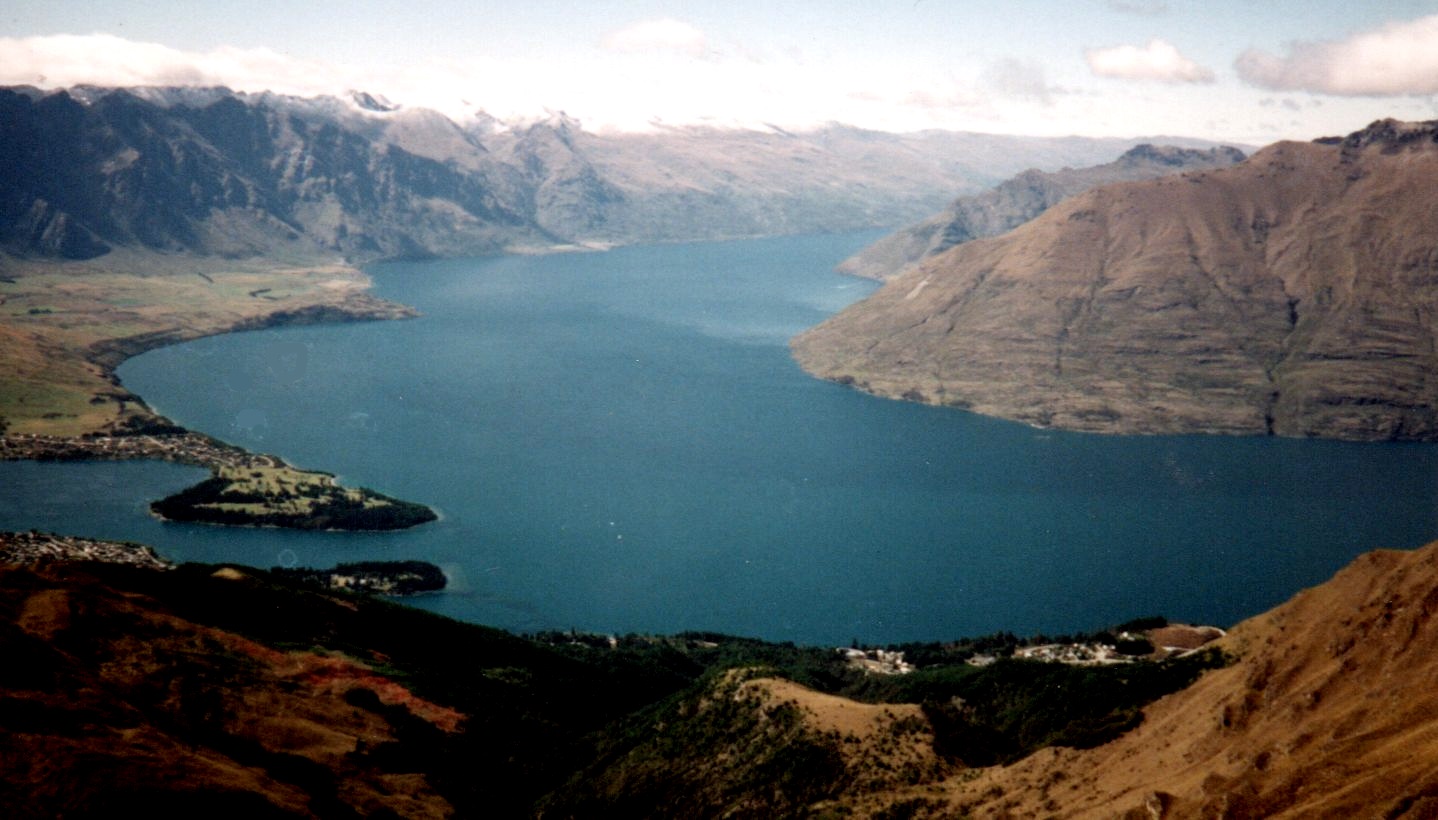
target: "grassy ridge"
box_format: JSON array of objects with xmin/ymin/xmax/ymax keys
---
[{"xmin": 5, "ymin": 559, "xmax": 1227, "ymax": 816}]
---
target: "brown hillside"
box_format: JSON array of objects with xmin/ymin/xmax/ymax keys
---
[
  {"xmin": 0, "ymin": 562, "xmax": 458, "ymax": 818},
  {"xmin": 836, "ymin": 144, "xmax": 1246, "ymax": 282},
  {"xmin": 845, "ymin": 539, "xmax": 1438, "ymax": 818},
  {"xmin": 793, "ymin": 119, "xmax": 1438, "ymax": 441}
]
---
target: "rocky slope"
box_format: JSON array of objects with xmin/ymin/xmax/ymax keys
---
[
  {"xmin": 0, "ymin": 85, "xmax": 1231, "ymax": 263},
  {"xmin": 838, "ymin": 143, "xmax": 1247, "ymax": 281},
  {"xmin": 553, "ymin": 537, "xmax": 1438, "ymax": 818},
  {"xmin": 793, "ymin": 119, "xmax": 1438, "ymax": 441}
]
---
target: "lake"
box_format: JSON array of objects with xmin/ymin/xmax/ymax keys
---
[{"xmin": 4, "ymin": 232, "xmax": 1437, "ymax": 645}]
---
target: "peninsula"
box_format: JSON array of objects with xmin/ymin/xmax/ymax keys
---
[{"xmin": 0, "ymin": 253, "xmax": 436, "ymax": 530}]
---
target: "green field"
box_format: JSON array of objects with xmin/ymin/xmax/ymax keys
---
[{"xmin": 0, "ymin": 250, "xmax": 388, "ymax": 436}]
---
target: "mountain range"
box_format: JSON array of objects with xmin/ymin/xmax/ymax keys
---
[
  {"xmin": 837, "ymin": 143, "xmax": 1247, "ymax": 281},
  {"xmin": 794, "ymin": 119, "xmax": 1438, "ymax": 442},
  {"xmin": 0, "ymin": 85, "xmax": 1232, "ymax": 264},
  {"xmin": 5, "ymin": 86, "xmax": 1438, "ymax": 816}
]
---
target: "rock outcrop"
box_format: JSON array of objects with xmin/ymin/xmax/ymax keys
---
[
  {"xmin": 838, "ymin": 143, "xmax": 1247, "ymax": 281},
  {"xmin": 793, "ymin": 119, "xmax": 1438, "ymax": 441}
]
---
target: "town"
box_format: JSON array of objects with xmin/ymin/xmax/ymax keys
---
[{"xmin": 0, "ymin": 530, "xmax": 173, "ymax": 570}]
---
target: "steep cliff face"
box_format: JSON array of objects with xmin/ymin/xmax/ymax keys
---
[
  {"xmin": 838, "ymin": 144, "xmax": 1247, "ymax": 281},
  {"xmin": 793, "ymin": 119, "xmax": 1438, "ymax": 441}
]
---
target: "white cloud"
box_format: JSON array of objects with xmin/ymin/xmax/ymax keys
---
[
  {"xmin": 1085, "ymin": 39, "xmax": 1214, "ymax": 84},
  {"xmin": 1235, "ymin": 14, "xmax": 1438, "ymax": 96},
  {"xmin": 600, "ymin": 19, "xmax": 707, "ymax": 57},
  {"xmin": 0, "ymin": 33, "xmax": 351, "ymax": 97},
  {"xmin": 0, "ymin": 31, "xmax": 1009, "ymax": 133}
]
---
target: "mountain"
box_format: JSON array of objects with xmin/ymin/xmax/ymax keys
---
[
  {"xmin": 531, "ymin": 125, "xmax": 1219, "ymax": 247},
  {"xmin": 6, "ymin": 535, "xmax": 1438, "ymax": 816},
  {"xmin": 0, "ymin": 86, "xmax": 543, "ymax": 262},
  {"xmin": 889, "ymin": 537, "xmax": 1438, "ymax": 818},
  {"xmin": 792, "ymin": 119, "xmax": 1438, "ymax": 442},
  {"xmin": 0, "ymin": 85, "xmax": 1237, "ymax": 264},
  {"xmin": 838, "ymin": 143, "xmax": 1247, "ymax": 281}
]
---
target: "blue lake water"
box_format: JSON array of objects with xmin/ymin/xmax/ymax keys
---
[{"xmin": 4, "ymin": 231, "xmax": 1437, "ymax": 645}]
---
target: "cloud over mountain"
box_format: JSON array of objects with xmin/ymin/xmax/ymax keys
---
[
  {"xmin": 1235, "ymin": 14, "xmax": 1438, "ymax": 96},
  {"xmin": 1085, "ymin": 39, "xmax": 1214, "ymax": 83},
  {"xmin": 0, "ymin": 34, "xmax": 347, "ymax": 98}
]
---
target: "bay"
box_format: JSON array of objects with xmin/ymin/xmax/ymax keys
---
[{"xmin": 4, "ymin": 232, "xmax": 1437, "ymax": 645}]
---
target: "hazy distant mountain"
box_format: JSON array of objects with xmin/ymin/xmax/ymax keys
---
[
  {"xmin": 534, "ymin": 125, "xmax": 1230, "ymax": 247},
  {"xmin": 838, "ymin": 143, "xmax": 1248, "ymax": 281},
  {"xmin": 0, "ymin": 85, "xmax": 1238, "ymax": 263},
  {"xmin": 793, "ymin": 119, "xmax": 1438, "ymax": 442}
]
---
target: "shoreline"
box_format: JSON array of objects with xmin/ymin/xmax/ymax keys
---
[{"xmin": 0, "ymin": 258, "xmax": 438, "ymax": 531}]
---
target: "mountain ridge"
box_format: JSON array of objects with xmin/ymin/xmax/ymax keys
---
[
  {"xmin": 914, "ymin": 537, "xmax": 1438, "ymax": 818},
  {"xmin": 792, "ymin": 118, "xmax": 1438, "ymax": 442},
  {"xmin": 1, "ymin": 84, "xmax": 1242, "ymax": 265},
  {"xmin": 837, "ymin": 143, "xmax": 1247, "ymax": 281}
]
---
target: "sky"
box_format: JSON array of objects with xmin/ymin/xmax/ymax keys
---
[{"xmin": 3, "ymin": 1, "xmax": 1438, "ymax": 143}]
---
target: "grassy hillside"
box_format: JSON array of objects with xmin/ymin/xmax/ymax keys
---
[{"xmin": 0, "ymin": 552, "xmax": 1226, "ymax": 817}]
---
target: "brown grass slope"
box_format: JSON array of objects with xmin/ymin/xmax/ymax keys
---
[
  {"xmin": 538, "ymin": 669, "xmax": 954, "ymax": 818},
  {"xmin": 844, "ymin": 539, "xmax": 1438, "ymax": 818},
  {"xmin": 0, "ymin": 563, "xmax": 457, "ymax": 818},
  {"xmin": 836, "ymin": 144, "xmax": 1246, "ymax": 282},
  {"xmin": 793, "ymin": 119, "xmax": 1438, "ymax": 441}
]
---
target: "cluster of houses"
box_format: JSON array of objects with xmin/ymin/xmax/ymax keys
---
[
  {"xmin": 0, "ymin": 530, "xmax": 173, "ymax": 570},
  {"xmin": 1011, "ymin": 641, "xmax": 1137, "ymax": 666},
  {"xmin": 0, "ymin": 431, "xmax": 284, "ymax": 472},
  {"xmin": 841, "ymin": 624, "xmax": 1227, "ymax": 675},
  {"xmin": 836, "ymin": 647, "xmax": 915, "ymax": 675}
]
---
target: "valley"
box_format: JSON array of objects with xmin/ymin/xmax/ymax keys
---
[
  {"xmin": 3, "ymin": 77, "xmax": 1438, "ymax": 817},
  {"xmin": 0, "ymin": 84, "xmax": 1227, "ymax": 533}
]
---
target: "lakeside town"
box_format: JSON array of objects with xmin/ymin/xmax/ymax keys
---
[
  {"xmin": 0, "ymin": 530, "xmax": 173, "ymax": 570},
  {"xmin": 836, "ymin": 621, "xmax": 1227, "ymax": 675},
  {"xmin": 2, "ymin": 430, "xmax": 436, "ymax": 531},
  {"xmin": 0, "ymin": 430, "xmax": 286, "ymax": 473}
]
